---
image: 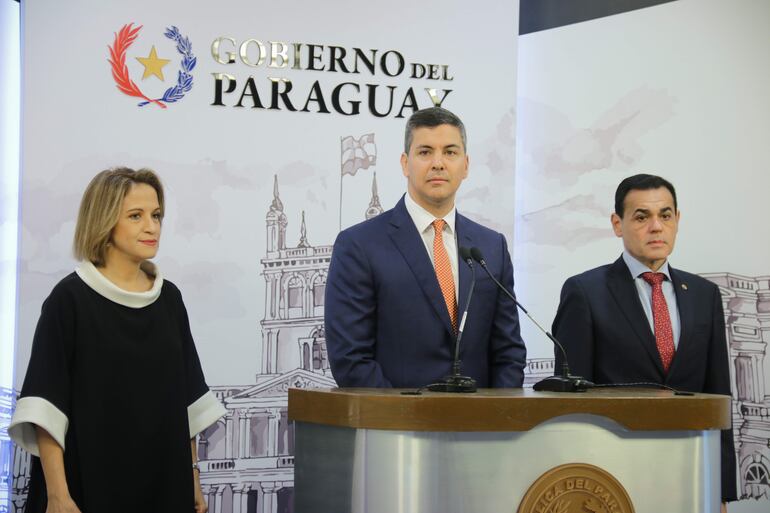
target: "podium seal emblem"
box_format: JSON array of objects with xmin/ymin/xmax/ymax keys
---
[{"xmin": 517, "ymin": 463, "xmax": 635, "ymax": 513}]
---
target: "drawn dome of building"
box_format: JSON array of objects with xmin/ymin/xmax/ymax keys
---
[
  {"xmin": 266, "ymin": 176, "xmax": 287, "ymax": 223},
  {"xmin": 265, "ymin": 208, "xmax": 286, "ymax": 224},
  {"xmin": 365, "ymin": 172, "xmax": 383, "ymax": 220},
  {"xmin": 266, "ymin": 175, "xmax": 288, "ymax": 254}
]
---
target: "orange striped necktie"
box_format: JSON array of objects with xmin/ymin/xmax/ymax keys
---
[{"xmin": 432, "ymin": 219, "xmax": 457, "ymax": 333}]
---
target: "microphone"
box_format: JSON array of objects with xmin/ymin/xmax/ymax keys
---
[
  {"xmin": 426, "ymin": 246, "xmax": 478, "ymax": 393},
  {"xmin": 469, "ymin": 247, "xmax": 593, "ymax": 393}
]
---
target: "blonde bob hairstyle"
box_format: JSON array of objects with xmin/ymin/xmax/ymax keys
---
[{"xmin": 73, "ymin": 167, "xmax": 164, "ymax": 267}]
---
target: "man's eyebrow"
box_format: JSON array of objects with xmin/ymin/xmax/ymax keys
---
[{"xmin": 632, "ymin": 206, "xmax": 674, "ymax": 215}]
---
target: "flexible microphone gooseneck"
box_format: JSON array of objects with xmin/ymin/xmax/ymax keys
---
[
  {"xmin": 426, "ymin": 247, "xmax": 478, "ymax": 393},
  {"xmin": 468, "ymin": 247, "xmax": 593, "ymax": 393}
]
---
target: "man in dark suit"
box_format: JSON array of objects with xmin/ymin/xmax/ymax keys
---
[
  {"xmin": 325, "ymin": 107, "xmax": 526, "ymax": 388},
  {"xmin": 552, "ymin": 174, "xmax": 737, "ymax": 506}
]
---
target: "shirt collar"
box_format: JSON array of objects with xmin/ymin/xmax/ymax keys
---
[
  {"xmin": 76, "ymin": 260, "xmax": 163, "ymax": 308},
  {"xmin": 404, "ymin": 192, "xmax": 456, "ymax": 235},
  {"xmin": 622, "ymin": 250, "xmax": 672, "ymax": 281}
]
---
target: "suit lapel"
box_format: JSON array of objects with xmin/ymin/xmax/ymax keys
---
[
  {"xmin": 668, "ymin": 266, "xmax": 693, "ymax": 377},
  {"xmin": 387, "ymin": 197, "xmax": 455, "ymax": 338},
  {"xmin": 456, "ymin": 213, "xmax": 474, "ymax": 322},
  {"xmin": 606, "ymin": 256, "xmax": 665, "ymax": 377}
]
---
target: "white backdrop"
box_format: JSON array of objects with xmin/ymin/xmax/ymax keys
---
[
  {"xmin": 16, "ymin": 0, "xmax": 518, "ymax": 386},
  {"xmin": 15, "ymin": 0, "xmax": 769, "ymax": 510},
  {"xmin": 515, "ymin": 0, "xmax": 770, "ymax": 509},
  {"xmin": 14, "ymin": 1, "xmax": 519, "ymax": 511}
]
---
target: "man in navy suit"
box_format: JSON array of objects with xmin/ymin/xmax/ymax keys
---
[
  {"xmin": 552, "ymin": 174, "xmax": 737, "ymax": 506},
  {"xmin": 325, "ymin": 107, "xmax": 526, "ymax": 388}
]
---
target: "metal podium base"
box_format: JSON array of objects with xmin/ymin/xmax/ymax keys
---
[{"xmin": 294, "ymin": 414, "xmax": 720, "ymax": 513}]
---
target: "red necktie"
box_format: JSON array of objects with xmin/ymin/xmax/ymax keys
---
[
  {"xmin": 432, "ymin": 219, "xmax": 457, "ymax": 333},
  {"xmin": 641, "ymin": 272, "xmax": 675, "ymax": 373}
]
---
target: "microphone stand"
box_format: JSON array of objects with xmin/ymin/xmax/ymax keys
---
[
  {"xmin": 469, "ymin": 247, "xmax": 593, "ymax": 393},
  {"xmin": 427, "ymin": 248, "xmax": 477, "ymax": 393}
]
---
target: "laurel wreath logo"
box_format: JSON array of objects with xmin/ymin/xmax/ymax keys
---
[{"xmin": 108, "ymin": 23, "xmax": 196, "ymax": 108}]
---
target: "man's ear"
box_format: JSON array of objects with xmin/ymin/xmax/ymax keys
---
[{"xmin": 611, "ymin": 213, "xmax": 623, "ymax": 238}]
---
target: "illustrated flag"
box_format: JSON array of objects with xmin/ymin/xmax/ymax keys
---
[{"xmin": 341, "ymin": 133, "xmax": 377, "ymax": 176}]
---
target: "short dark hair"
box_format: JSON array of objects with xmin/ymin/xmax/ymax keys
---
[
  {"xmin": 614, "ymin": 173, "xmax": 677, "ymax": 217},
  {"xmin": 404, "ymin": 107, "xmax": 466, "ymax": 153}
]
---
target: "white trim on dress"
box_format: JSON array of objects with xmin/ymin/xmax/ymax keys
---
[
  {"xmin": 75, "ymin": 260, "xmax": 163, "ymax": 308},
  {"xmin": 8, "ymin": 396, "xmax": 69, "ymax": 456},
  {"xmin": 188, "ymin": 390, "xmax": 227, "ymax": 438}
]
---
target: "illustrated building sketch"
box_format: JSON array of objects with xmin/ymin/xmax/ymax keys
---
[
  {"xmin": 1, "ymin": 387, "xmax": 14, "ymax": 513},
  {"xmin": 4, "ymin": 185, "xmax": 769, "ymax": 510},
  {"xmin": 704, "ymin": 273, "xmax": 770, "ymax": 500},
  {"xmin": 193, "ymin": 175, "xmax": 382, "ymax": 513}
]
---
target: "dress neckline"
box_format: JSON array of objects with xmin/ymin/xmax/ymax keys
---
[{"xmin": 75, "ymin": 260, "xmax": 163, "ymax": 308}]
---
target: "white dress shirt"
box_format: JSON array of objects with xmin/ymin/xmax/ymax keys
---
[
  {"xmin": 622, "ymin": 250, "xmax": 681, "ymax": 349},
  {"xmin": 404, "ymin": 192, "xmax": 459, "ymax": 301}
]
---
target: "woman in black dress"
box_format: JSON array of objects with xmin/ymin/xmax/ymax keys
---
[{"xmin": 10, "ymin": 168, "xmax": 225, "ymax": 513}]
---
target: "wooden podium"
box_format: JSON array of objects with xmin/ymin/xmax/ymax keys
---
[{"xmin": 288, "ymin": 387, "xmax": 730, "ymax": 513}]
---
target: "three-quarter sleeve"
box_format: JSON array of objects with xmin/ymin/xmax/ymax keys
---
[{"xmin": 9, "ymin": 285, "xmax": 76, "ymax": 456}]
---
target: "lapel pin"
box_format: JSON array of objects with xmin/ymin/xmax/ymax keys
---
[{"xmin": 681, "ymin": 283, "xmax": 688, "ymax": 290}]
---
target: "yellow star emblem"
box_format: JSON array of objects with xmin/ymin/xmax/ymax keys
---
[{"xmin": 135, "ymin": 46, "xmax": 171, "ymax": 81}]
